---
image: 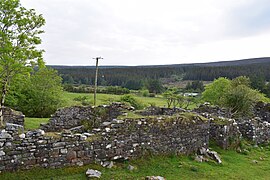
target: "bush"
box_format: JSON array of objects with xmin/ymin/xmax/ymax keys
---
[
  {"xmin": 15, "ymin": 68, "xmax": 63, "ymax": 117},
  {"xmin": 73, "ymin": 96, "xmax": 88, "ymax": 102},
  {"xmin": 202, "ymin": 76, "xmax": 270, "ymax": 117},
  {"xmin": 105, "ymin": 86, "xmax": 130, "ymax": 95},
  {"xmin": 140, "ymin": 89, "xmax": 150, "ymax": 97},
  {"xmin": 120, "ymin": 95, "xmax": 144, "ymax": 110}
]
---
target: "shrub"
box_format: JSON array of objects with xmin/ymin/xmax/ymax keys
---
[
  {"xmin": 73, "ymin": 96, "xmax": 87, "ymax": 102},
  {"xmin": 120, "ymin": 95, "xmax": 144, "ymax": 110},
  {"xmin": 141, "ymin": 89, "xmax": 150, "ymax": 97},
  {"xmin": 105, "ymin": 86, "xmax": 130, "ymax": 95},
  {"xmin": 202, "ymin": 76, "xmax": 270, "ymax": 117}
]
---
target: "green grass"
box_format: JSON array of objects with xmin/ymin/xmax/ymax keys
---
[
  {"xmin": 61, "ymin": 91, "xmax": 199, "ymax": 109},
  {"xmin": 24, "ymin": 117, "xmax": 49, "ymax": 130},
  {"xmin": 62, "ymin": 91, "xmax": 168, "ymax": 108},
  {"xmin": 1, "ymin": 145, "xmax": 270, "ymax": 179}
]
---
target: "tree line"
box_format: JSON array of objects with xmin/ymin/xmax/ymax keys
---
[{"xmin": 52, "ymin": 60, "xmax": 270, "ymax": 90}]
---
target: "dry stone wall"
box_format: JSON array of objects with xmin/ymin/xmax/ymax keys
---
[
  {"xmin": 2, "ymin": 107, "xmax": 24, "ymax": 126},
  {"xmin": 40, "ymin": 103, "xmax": 132, "ymax": 132},
  {"xmin": 138, "ymin": 106, "xmax": 185, "ymax": 116},
  {"xmin": 209, "ymin": 118, "xmax": 241, "ymax": 149},
  {"xmin": 196, "ymin": 103, "xmax": 270, "ymax": 146},
  {"xmin": 0, "ymin": 114, "xmax": 209, "ymax": 172},
  {"xmin": 254, "ymin": 102, "xmax": 270, "ymax": 122},
  {"xmin": 2, "ymin": 102, "xmax": 270, "ymax": 172},
  {"xmin": 237, "ymin": 118, "xmax": 270, "ymax": 144}
]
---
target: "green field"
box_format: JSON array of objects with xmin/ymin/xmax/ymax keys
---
[
  {"xmin": 62, "ymin": 91, "xmax": 168, "ymax": 107},
  {"xmin": 24, "ymin": 117, "xmax": 49, "ymax": 130},
  {"xmin": 1, "ymin": 144, "xmax": 270, "ymax": 179}
]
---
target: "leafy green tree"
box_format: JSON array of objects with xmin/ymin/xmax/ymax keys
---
[
  {"xmin": 231, "ymin": 76, "xmax": 251, "ymax": 88},
  {"xmin": 163, "ymin": 90, "xmax": 175, "ymax": 108},
  {"xmin": 202, "ymin": 77, "xmax": 231, "ymax": 106},
  {"xmin": 163, "ymin": 88, "xmax": 199, "ymax": 109},
  {"xmin": 124, "ymin": 80, "xmax": 143, "ymax": 90},
  {"xmin": 263, "ymin": 83, "xmax": 270, "ymax": 98},
  {"xmin": 120, "ymin": 94, "xmax": 144, "ymax": 110},
  {"xmin": 16, "ymin": 67, "xmax": 63, "ymax": 117},
  {"xmin": 250, "ymin": 75, "xmax": 265, "ymax": 91},
  {"xmin": 185, "ymin": 80, "xmax": 204, "ymax": 92},
  {"xmin": 202, "ymin": 76, "xmax": 269, "ymax": 117},
  {"xmin": 140, "ymin": 89, "xmax": 150, "ymax": 97},
  {"xmin": 224, "ymin": 85, "xmax": 264, "ymax": 117},
  {"xmin": 0, "ymin": 0, "xmax": 45, "ymax": 125},
  {"xmin": 145, "ymin": 79, "xmax": 164, "ymax": 94}
]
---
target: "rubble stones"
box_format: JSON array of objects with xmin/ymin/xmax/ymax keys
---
[
  {"xmin": 19, "ymin": 133, "xmax": 25, "ymax": 139},
  {"xmin": 102, "ymin": 161, "xmax": 114, "ymax": 168},
  {"xmin": 127, "ymin": 165, "xmax": 135, "ymax": 171},
  {"xmin": 145, "ymin": 176, "xmax": 166, "ymax": 180},
  {"xmin": 5, "ymin": 123, "xmax": 24, "ymax": 132},
  {"xmin": 207, "ymin": 150, "xmax": 222, "ymax": 164},
  {"xmin": 197, "ymin": 147, "xmax": 222, "ymax": 164},
  {"xmin": 85, "ymin": 169, "xmax": 102, "ymax": 178},
  {"xmin": 194, "ymin": 155, "xmax": 204, "ymax": 163},
  {"xmin": 254, "ymin": 102, "xmax": 270, "ymax": 122},
  {"xmin": 0, "ymin": 130, "xmax": 12, "ymax": 139}
]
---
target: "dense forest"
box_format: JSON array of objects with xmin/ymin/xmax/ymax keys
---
[{"xmin": 51, "ymin": 57, "xmax": 270, "ymax": 89}]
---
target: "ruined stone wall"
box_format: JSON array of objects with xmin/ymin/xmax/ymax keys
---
[
  {"xmin": 2, "ymin": 107, "xmax": 24, "ymax": 126},
  {"xmin": 237, "ymin": 118, "xmax": 270, "ymax": 144},
  {"xmin": 0, "ymin": 115, "xmax": 209, "ymax": 172},
  {"xmin": 40, "ymin": 103, "xmax": 131, "ymax": 132},
  {"xmin": 254, "ymin": 102, "xmax": 270, "ymax": 123},
  {"xmin": 209, "ymin": 118, "xmax": 241, "ymax": 149},
  {"xmin": 138, "ymin": 106, "xmax": 185, "ymax": 116}
]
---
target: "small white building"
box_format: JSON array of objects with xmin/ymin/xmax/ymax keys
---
[{"xmin": 183, "ymin": 92, "xmax": 199, "ymax": 97}]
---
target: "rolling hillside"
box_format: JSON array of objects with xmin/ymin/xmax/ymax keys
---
[{"xmin": 49, "ymin": 57, "xmax": 270, "ymax": 87}]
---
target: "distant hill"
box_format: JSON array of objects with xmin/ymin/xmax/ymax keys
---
[
  {"xmin": 50, "ymin": 57, "xmax": 270, "ymax": 69},
  {"xmin": 49, "ymin": 57, "xmax": 270, "ymax": 89},
  {"xmin": 185, "ymin": 57, "xmax": 270, "ymax": 67}
]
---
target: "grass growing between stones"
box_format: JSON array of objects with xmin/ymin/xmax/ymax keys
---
[
  {"xmin": 24, "ymin": 118, "xmax": 49, "ymax": 130},
  {"xmin": 117, "ymin": 111, "xmax": 144, "ymax": 119},
  {"xmin": 1, "ymin": 145, "xmax": 270, "ymax": 180}
]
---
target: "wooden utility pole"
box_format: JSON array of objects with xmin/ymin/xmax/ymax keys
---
[{"xmin": 93, "ymin": 57, "xmax": 103, "ymax": 106}]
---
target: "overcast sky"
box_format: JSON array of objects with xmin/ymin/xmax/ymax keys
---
[{"xmin": 20, "ymin": 0, "xmax": 270, "ymax": 66}]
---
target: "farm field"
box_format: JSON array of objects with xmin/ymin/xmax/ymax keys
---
[
  {"xmin": 1, "ymin": 144, "xmax": 270, "ymax": 179},
  {"xmin": 62, "ymin": 91, "xmax": 168, "ymax": 107}
]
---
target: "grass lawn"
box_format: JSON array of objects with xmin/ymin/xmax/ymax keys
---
[
  {"xmin": 1, "ymin": 145, "xmax": 270, "ymax": 179},
  {"xmin": 62, "ymin": 91, "xmax": 168, "ymax": 108},
  {"xmin": 24, "ymin": 117, "xmax": 49, "ymax": 130}
]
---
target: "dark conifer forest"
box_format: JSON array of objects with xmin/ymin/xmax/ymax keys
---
[{"xmin": 50, "ymin": 57, "xmax": 270, "ymax": 89}]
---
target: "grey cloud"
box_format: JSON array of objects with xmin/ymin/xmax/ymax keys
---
[
  {"xmin": 225, "ymin": 0, "xmax": 270, "ymax": 37},
  {"xmin": 21, "ymin": 0, "xmax": 270, "ymax": 65}
]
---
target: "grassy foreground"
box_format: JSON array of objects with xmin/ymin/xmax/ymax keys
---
[{"xmin": 1, "ymin": 145, "xmax": 270, "ymax": 180}]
